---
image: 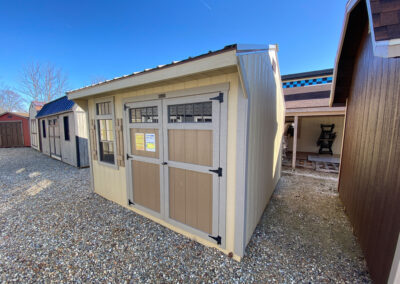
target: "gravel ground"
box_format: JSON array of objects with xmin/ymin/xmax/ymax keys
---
[{"xmin": 0, "ymin": 148, "xmax": 371, "ymax": 283}]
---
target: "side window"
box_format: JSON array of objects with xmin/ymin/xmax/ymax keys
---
[
  {"xmin": 95, "ymin": 101, "xmax": 115, "ymax": 165},
  {"xmin": 63, "ymin": 116, "xmax": 70, "ymax": 141},
  {"xmin": 42, "ymin": 120, "xmax": 46, "ymax": 138}
]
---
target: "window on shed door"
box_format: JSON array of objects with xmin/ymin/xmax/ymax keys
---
[
  {"xmin": 63, "ymin": 116, "xmax": 70, "ymax": 141},
  {"xmin": 168, "ymin": 102, "xmax": 212, "ymax": 123},
  {"xmin": 98, "ymin": 119, "xmax": 114, "ymax": 164}
]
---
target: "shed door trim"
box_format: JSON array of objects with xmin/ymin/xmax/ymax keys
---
[{"xmin": 123, "ymin": 90, "xmax": 227, "ymax": 248}]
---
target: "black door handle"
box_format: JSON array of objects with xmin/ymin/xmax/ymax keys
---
[{"xmin": 161, "ymin": 162, "xmax": 168, "ymax": 165}]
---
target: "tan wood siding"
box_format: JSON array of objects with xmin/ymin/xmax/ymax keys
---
[
  {"xmin": 168, "ymin": 129, "xmax": 212, "ymax": 167},
  {"xmin": 132, "ymin": 160, "xmax": 160, "ymax": 213},
  {"xmin": 169, "ymin": 167, "xmax": 212, "ymax": 234},
  {"xmin": 338, "ymin": 28, "xmax": 400, "ymax": 284}
]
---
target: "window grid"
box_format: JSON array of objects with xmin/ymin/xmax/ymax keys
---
[
  {"xmin": 168, "ymin": 102, "xmax": 212, "ymax": 123},
  {"xmin": 96, "ymin": 102, "xmax": 112, "ymax": 115},
  {"xmin": 130, "ymin": 106, "xmax": 158, "ymax": 123}
]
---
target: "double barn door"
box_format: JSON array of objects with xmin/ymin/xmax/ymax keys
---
[
  {"xmin": 125, "ymin": 93, "xmax": 222, "ymax": 244},
  {"xmin": 0, "ymin": 122, "xmax": 24, "ymax": 147},
  {"xmin": 48, "ymin": 118, "xmax": 61, "ymax": 158}
]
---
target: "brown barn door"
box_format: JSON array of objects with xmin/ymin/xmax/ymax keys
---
[
  {"xmin": 0, "ymin": 122, "xmax": 24, "ymax": 147},
  {"xmin": 125, "ymin": 100, "xmax": 164, "ymax": 217},
  {"xmin": 163, "ymin": 93, "xmax": 221, "ymax": 242},
  {"xmin": 49, "ymin": 118, "xmax": 61, "ymax": 159}
]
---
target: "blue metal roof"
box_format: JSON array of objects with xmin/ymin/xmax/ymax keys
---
[{"xmin": 36, "ymin": 96, "xmax": 75, "ymax": 118}]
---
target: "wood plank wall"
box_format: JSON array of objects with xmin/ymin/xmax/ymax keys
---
[{"xmin": 338, "ymin": 26, "xmax": 400, "ymax": 284}]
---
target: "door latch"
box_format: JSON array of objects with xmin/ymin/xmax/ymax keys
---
[
  {"xmin": 161, "ymin": 162, "xmax": 168, "ymax": 165},
  {"xmin": 209, "ymin": 167, "xmax": 222, "ymax": 177},
  {"xmin": 208, "ymin": 235, "xmax": 222, "ymax": 245}
]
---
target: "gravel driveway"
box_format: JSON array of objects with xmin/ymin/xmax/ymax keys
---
[{"xmin": 0, "ymin": 148, "xmax": 370, "ymax": 282}]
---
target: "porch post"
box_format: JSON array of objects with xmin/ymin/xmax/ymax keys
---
[{"xmin": 292, "ymin": 116, "xmax": 298, "ymax": 170}]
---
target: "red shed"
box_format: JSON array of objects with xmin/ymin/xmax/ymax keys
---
[{"xmin": 0, "ymin": 112, "xmax": 30, "ymax": 147}]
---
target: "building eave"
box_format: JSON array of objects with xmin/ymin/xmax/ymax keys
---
[{"xmin": 67, "ymin": 49, "xmax": 238, "ymax": 100}]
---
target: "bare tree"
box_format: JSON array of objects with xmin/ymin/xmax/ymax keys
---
[
  {"xmin": 0, "ymin": 88, "xmax": 26, "ymax": 112},
  {"xmin": 90, "ymin": 76, "xmax": 107, "ymax": 85},
  {"xmin": 20, "ymin": 62, "xmax": 68, "ymax": 102}
]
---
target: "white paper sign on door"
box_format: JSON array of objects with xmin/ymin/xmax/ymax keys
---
[{"xmin": 145, "ymin": 133, "xmax": 156, "ymax": 152}]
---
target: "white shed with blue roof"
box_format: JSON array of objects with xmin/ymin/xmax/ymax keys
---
[{"xmin": 36, "ymin": 96, "xmax": 89, "ymax": 168}]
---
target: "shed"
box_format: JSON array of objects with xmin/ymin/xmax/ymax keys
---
[
  {"xmin": 29, "ymin": 101, "xmax": 45, "ymax": 151},
  {"xmin": 0, "ymin": 112, "xmax": 30, "ymax": 147},
  {"xmin": 281, "ymin": 69, "xmax": 346, "ymax": 172},
  {"xmin": 36, "ymin": 96, "xmax": 89, "ymax": 168},
  {"xmin": 331, "ymin": 0, "xmax": 400, "ymax": 283},
  {"xmin": 67, "ymin": 44, "xmax": 285, "ymax": 260}
]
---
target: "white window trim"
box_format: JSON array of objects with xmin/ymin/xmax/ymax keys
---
[{"xmin": 94, "ymin": 96, "xmax": 118, "ymax": 169}]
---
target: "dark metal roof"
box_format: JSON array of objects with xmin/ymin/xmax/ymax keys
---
[
  {"xmin": 67, "ymin": 44, "xmax": 238, "ymax": 94},
  {"xmin": 36, "ymin": 96, "xmax": 75, "ymax": 118},
  {"xmin": 370, "ymin": 0, "xmax": 400, "ymax": 41},
  {"xmin": 281, "ymin": 68, "xmax": 334, "ymax": 81}
]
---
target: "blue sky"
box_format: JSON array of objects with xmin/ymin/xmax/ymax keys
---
[{"xmin": 0, "ymin": 0, "xmax": 346, "ymax": 93}]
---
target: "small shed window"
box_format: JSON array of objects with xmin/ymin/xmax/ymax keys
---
[
  {"xmin": 168, "ymin": 102, "xmax": 212, "ymax": 123},
  {"xmin": 63, "ymin": 116, "xmax": 70, "ymax": 141},
  {"xmin": 97, "ymin": 102, "xmax": 112, "ymax": 115},
  {"xmin": 42, "ymin": 120, "xmax": 46, "ymax": 138},
  {"xmin": 130, "ymin": 106, "xmax": 158, "ymax": 123},
  {"xmin": 98, "ymin": 119, "xmax": 114, "ymax": 164},
  {"xmin": 95, "ymin": 100, "xmax": 116, "ymax": 166}
]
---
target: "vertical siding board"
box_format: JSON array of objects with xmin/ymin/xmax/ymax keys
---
[{"xmin": 339, "ymin": 28, "xmax": 400, "ymax": 283}]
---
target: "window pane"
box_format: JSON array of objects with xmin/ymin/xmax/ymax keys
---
[
  {"xmin": 99, "ymin": 141, "xmax": 115, "ymax": 164},
  {"xmin": 96, "ymin": 102, "xmax": 111, "ymax": 115},
  {"xmin": 130, "ymin": 106, "xmax": 158, "ymax": 123},
  {"xmin": 168, "ymin": 102, "xmax": 212, "ymax": 123},
  {"xmin": 98, "ymin": 119, "xmax": 113, "ymax": 142}
]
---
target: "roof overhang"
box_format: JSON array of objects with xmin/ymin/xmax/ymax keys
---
[
  {"xmin": 285, "ymin": 106, "xmax": 346, "ymax": 117},
  {"xmin": 331, "ymin": 0, "xmax": 400, "ymax": 106},
  {"xmin": 67, "ymin": 49, "xmax": 238, "ymax": 100}
]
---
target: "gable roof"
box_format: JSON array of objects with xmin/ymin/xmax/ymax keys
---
[
  {"xmin": 36, "ymin": 96, "xmax": 75, "ymax": 118},
  {"xmin": 66, "ymin": 43, "xmax": 276, "ymax": 100},
  {"xmin": 330, "ymin": 0, "xmax": 400, "ymax": 106},
  {"xmin": 0, "ymin": 112, "xmax": 29, "ymax": 119},
  {"xmin": 31, "ymin": 101, "xmax": 46, "ymax": 111}
]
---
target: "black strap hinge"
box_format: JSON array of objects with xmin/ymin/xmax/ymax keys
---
[
  {"xmin": 210, "ymin": 92, "xmax": 223, "ymax": 103},
  {"xmin": 127, "ymin": 153, "xmax": 133, "ymax": 160},
  {"xmin": 128, "ymin": 199, "xmax": 135, "ymax": 206},
  {"xmin": 209, "ymin": 167, "xmax": 222, "ymax": 177},
  {"xmin": 209, "ymin": 235, "xmax": 222, "ymax": 245}
]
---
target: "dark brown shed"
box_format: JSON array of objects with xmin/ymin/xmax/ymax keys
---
[{"xmin": 331, "ymin": 1, "xmax": 400, "ymax": 283}]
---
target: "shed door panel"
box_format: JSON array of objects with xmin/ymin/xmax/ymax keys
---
[
  {"xmin": 126, "ymin": 100, "xmax": 163, "ymax": 215},
  {"xmin": 132, "ymin": 160, "xmax": 160, "ymax": 213},
  {"xmin": 168, "ymin": 129, "xmax": 212, "ymax": 167},
  {"xmin": 49, "ymin": 118, "xmax": 61, "ymax": 157},
  {"xmin": 163, "ymin": 94, "xmax": 221, "ymax": 237},
  {"xmin": 169, "ymin": 167, "xmax": 213, "ymax": 234},
  {"xmin": 0, "ymin": 122, "xmax": 23, "ymax": 147}
]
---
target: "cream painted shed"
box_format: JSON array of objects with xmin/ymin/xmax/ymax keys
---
[
  {"xmin": 36, "ymin": 96, "xmax": 89, "ymax": 168},
  {"xmin": 67, "ymin": 44, "xmax": 285, "ymax": 260}
]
